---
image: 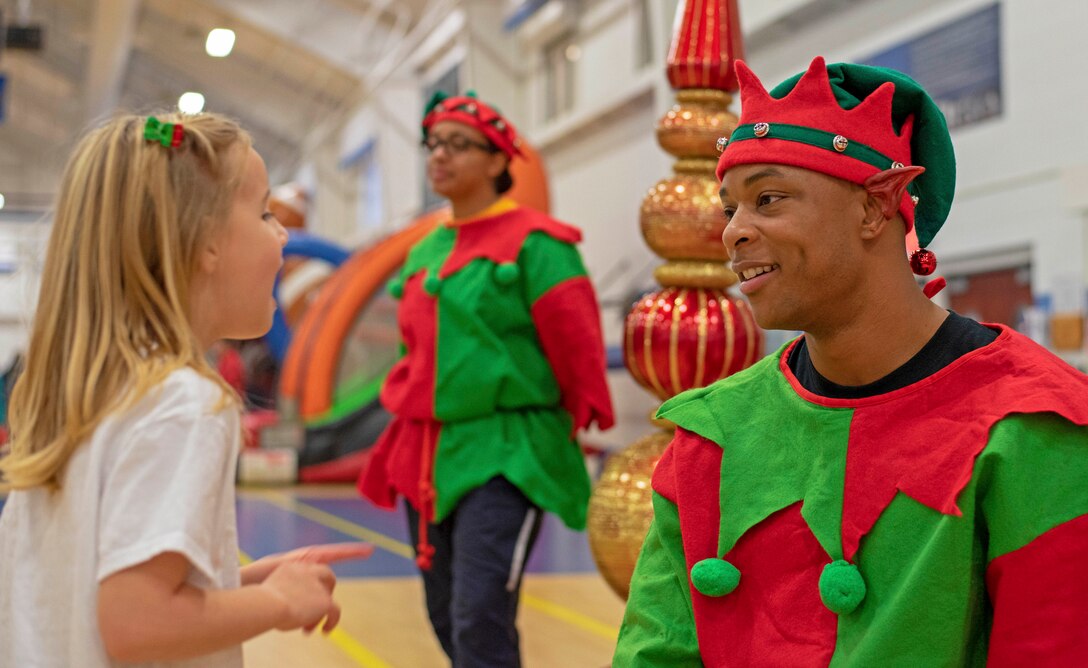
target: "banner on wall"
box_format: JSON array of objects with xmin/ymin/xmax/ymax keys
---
[{"xmin": 863, "ymin": 3, "xmax": 1002, "ymax": 131}]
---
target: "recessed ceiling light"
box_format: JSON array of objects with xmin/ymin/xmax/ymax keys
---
[
  {"xmin": 206, "ymin": 28, "xmax": 236, "ymax": 58},
  {"xmin": 178, "ymin": 92, "xmax": 206, "ymax": 114},
  {"xmin": 0, "ymin": 193, "xmax": 6, "ymax": 210}
]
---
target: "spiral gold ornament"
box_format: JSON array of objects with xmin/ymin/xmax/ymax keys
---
[{"xmin": 586, "ymin": 431, "xmax": 673, "ymax": 600}]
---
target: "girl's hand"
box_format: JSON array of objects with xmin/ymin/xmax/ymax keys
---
[
  {"xmin": 260, "ymin": 562, "xmax": 341, "ymax": 632},
  {"xmin": 242, "ymin": 542, "xmax": 374, "ymax": 585}
]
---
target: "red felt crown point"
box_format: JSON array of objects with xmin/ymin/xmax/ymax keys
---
[
  {"xmin": 666, "ymin": 0, "xmax": 745, "ymax": 91},
  {"xmin": 731, "ymin": 57, "xmax": 913, "ymax": 169}
]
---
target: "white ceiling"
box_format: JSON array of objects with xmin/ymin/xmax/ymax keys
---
[{"xmin": 0, "ymin": 0, "xmax": 440, "ymax": 210}]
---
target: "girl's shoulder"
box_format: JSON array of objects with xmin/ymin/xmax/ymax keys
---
[{"xmin": 121, "ymin": 366, "xmax": 236, "ymax": 429}]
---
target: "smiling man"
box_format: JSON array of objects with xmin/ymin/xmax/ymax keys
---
[{"xmin": 613, "ymin": 57, "xmax": 1088, "ymax": 666}]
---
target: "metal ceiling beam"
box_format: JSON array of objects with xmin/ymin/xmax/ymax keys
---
[{"xmin": 84, "ymin": 0, "xmax": 142, "ymax": 123}]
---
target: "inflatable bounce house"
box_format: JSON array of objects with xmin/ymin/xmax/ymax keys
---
[{"xmin": 259, "ymin": 142, "xmax": 552, "ymax": 483}]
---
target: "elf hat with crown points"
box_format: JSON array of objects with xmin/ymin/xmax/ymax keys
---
[
  {"xmin": 421, "ymin": 90, "xmax": 523, "ymax": 160},
  {"xmin": 716, "ymin": 57, "xmax": 955, "ymax": 247}
]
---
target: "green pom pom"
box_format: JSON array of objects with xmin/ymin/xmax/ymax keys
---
[
  {"xmin": 495, "ymin": 262, "xmax": 520, "ymax": 285},
  {"xmin": 423, "ymin": 274, "xmax": 442, "ymax": 296},
  {"xmin": 387, "ymin": 279, "xmax": 404, "ymax": 299},
  {"xmin": 819, "ymin": 560, "xmax": 867, "ymax": 614},
  {"xmin": 690, "ymin": 558, "xmax": 740, "ymax": 597}
]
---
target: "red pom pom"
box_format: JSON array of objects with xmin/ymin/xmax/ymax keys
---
[{"xmin": 909, "ymin": 248, "xmax": 937, "ymax": 276}]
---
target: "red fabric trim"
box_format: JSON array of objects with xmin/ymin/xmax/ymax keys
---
[
  {"xmin": 531, "ymin": 277, "xmax": 614, "ymax": 432},
  {"xmin": 379, "ymin": 273, "xmax": 436, "ymax": 419},
  {"xmin": 438, "ymin": 207, "xmax": 582, "ymax": 279},
  {"xmin": 986, "ymin": 514, "xmax": 1088, "ymax": 665},
  {"xmin": 357, "ymin": 416, "xmax": 441, "ymax": 516},
  {"xmin": 655, "ymin": 430, "xmax": 836, "ymax": 666},
  {"xmin": 777, "ymin": 326, "xmax": 1088, "ymax": 560}
]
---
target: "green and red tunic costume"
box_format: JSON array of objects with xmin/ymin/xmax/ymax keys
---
[
  {"xmin": 359, "ymin": 200, "xmax": 614, "ymax": 537},
  {"xmin": 615, "ymin": 326, "xmax": 1088, "ymax": 665}
]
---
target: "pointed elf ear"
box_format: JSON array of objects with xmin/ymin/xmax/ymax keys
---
[{"xmin": 864, "ymin": 165, "xmax": 925, "ymax": 221}]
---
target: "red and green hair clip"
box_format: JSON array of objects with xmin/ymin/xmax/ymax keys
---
[{"xmin": 144, "ymin": 116, "xmax": 185, "ymax": 149}]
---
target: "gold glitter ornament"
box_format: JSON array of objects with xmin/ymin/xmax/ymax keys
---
[{"xmin": 586, "ymin": 431, "xmax": 672, "ymax": 599}]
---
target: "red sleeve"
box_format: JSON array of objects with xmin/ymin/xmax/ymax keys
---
[
  {"xmin": 530, "ymin": 276, "xmax": 614, "ymax": 433},
  {"xmin": 986, "ymin": 513, "xmax": 1088, "ymax": 665}
]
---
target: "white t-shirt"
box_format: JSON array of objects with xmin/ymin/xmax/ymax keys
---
[{"xmin": 0, "ymin": 368, "xmax": 243, "ymax": 668}]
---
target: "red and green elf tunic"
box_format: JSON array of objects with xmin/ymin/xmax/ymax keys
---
[
  {"xmin": 614, "ymin": 326, "xmax": 1088, "ymax": 666},
  {"xmin": 359, "ymin": 198, "xmax": 614, "ymax": 541}
]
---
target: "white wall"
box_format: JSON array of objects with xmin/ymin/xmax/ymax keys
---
[{"xmin": 0, "ymin": 217, "xmax": 49, "ymax": 368}]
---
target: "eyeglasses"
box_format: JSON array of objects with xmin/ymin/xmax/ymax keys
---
[{"xmin": 421, "ymin": 134, "xmax": 496, "ymax": 155}]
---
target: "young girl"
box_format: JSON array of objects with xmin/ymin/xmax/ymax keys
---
[{"xmin": 0, "ymin": 112, "xmax": 368, "ymax": 667}]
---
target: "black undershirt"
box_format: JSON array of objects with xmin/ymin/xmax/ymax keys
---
[{"xmin": 787, "ymin": 311, "xmax": 999, "ymax": 399}]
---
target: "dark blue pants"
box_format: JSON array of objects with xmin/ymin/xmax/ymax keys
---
[{"xmin": 406, "ymin": 476, "xmax": 544, "ymax": 668}]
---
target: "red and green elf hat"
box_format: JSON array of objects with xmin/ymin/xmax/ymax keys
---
[
  {"xmin": 716, "ymin": 56, "xmax": 955, "ymax": 248},
  {"xmin": 421, "ymin": 90, "xmax": 524, "ymax": 160}
]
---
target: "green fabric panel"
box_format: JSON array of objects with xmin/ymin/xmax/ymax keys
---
[
  {"xmin": 974, "ymin": 413, "xmax": 1088, "ymax": 560},
  {"xmin": 830, "ymin": 413, "xmax": 1088, "ymax": 664},
  {"xmin": 433, "ymin": 258, "xmax": 559, "ymax": 421},
  {"xmin": 658, "ymin": 348, "xmax": 853, "ymax": 560},
  {"xmin": 432, "ymin": 406, "xmax": 588, "ymax": 528},
  {"xmin": 830, "ymin": 489, "xmax": 990, "ymax": 666},
  {"xmin": 400, "ymin": 225, "xmax": 456, "ymax": 281},
  {"xmin": 613, "ymin": 493, "xmax": 702, "ymax": 667},
  {"xmin": 520, "ymin": 231, "xmax": 588, "ymax": 305}
]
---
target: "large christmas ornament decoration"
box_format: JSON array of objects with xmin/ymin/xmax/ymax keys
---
[
  {"xmin": 587, "ymin": 0, "xmax": 761, "ymax": 600},
  {"xmin": 624, "ymin": 287, "xmax": 760, "ymax": 400}
]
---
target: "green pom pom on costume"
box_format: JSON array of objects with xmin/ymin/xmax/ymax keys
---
[
  {"xmin": 819, "ymin": 560, "xmax": 867, "ymax": 614},
  {"xmin": 690, "ymin": 558, "xmax": 740, "ymax": 597},
  {"xmin": 388, "ymin": 279, "xmax": 404, "ymax": 299},
  {"xmin": 495, "ymin": 262, "xmax": 520, "ymax": 285},
  {"xmin": 424, "ymin": 274, "xmax": 442, "ymax": 296}
]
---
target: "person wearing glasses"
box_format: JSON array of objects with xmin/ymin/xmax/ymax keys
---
[{"xmin": 358, "ymin": 91, "xmax": 614, "ymax": 667}]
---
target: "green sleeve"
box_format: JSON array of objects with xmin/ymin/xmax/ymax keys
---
[
  {"xmin": 613, "ymin": 492, "xmax": 703, "ymax": 667},
  {"xmin": 978, "ymin": 413, "xmax": 1088, "ymax": 561},
  {"xmin": 520, "ymin": 231, "xmax": 588, "ymax": 305}
]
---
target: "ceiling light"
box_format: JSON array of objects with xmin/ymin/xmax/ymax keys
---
[
  {"xmin": 0, "ymin": 193, "xmax": 6, "ymax": 210},
  {"xmin": 206, "ymin": 28, "xmax": 236, "ymax": 58},
  {"xmin": 178, "ymin": 92, "xmax": 206, "ymax": 114}
]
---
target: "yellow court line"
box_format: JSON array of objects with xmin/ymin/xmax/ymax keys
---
[
  {"xmin": 236, "ymin": 548, "xmax": 392, "ymax": 668},
  {"xmin": 245, "ymin": 489, "xmax": 414, "ymax": 559},
  {"xmin": 247, "ymin": 490, "xmax": 620, "ymax": 641},
  {"xmin": 522, "ymin": 593, "xmax": 619, "ymax": 641}
]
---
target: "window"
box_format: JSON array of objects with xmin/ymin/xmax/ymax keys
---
[{"xmin": 543, "ymin": 34, "xmax": 577, "ymax": 121}]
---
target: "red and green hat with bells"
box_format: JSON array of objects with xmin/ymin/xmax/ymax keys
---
[
  {"xmin": 421, "ymin": 90, "xmax": 524, "ymax": 160},
  {"xmin": 716, "ymin": 56, "xmax": 955, "ymax": 275}
]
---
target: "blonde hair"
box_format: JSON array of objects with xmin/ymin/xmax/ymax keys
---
[{"xmin": 0, "ymin": 112, "xmax": 252, "ymax": 490}]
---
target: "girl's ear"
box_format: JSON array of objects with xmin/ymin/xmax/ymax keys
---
[{"xmin": 195, "ymin": 228, "xmax": 222, "ymax": 276}]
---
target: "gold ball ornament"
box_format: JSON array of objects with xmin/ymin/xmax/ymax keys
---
[
  {"xmin": 587, "ymin": 431, "xmax": 673, "ymax": 600},
  {"xmin": 640, "ymin": 168, "xmax": 729, "ymax": 263},
  {"xmin": 656, "ymin": 90, "xmax": 739, "ymax": 160}
]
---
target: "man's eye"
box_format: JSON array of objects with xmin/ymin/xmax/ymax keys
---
[
  {"xmin": 758, "ymin": 194, "xmax": 782, "ymax": 206},
  {"xmin": 721, "ymin": 208, "xmax": 736, "ymax": 220},
  {"xmin": 448, "ymin": 136, "xmax": 470, "ymax": 150}
]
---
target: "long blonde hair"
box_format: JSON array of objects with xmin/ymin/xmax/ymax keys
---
[{"xmin": 0, "ymin": 112, "xmax": 252, "ymax": 490}]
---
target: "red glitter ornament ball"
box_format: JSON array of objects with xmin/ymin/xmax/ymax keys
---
[{"xmin": 909, "ymin": 248, "xmax": 937, "ymax": 276}]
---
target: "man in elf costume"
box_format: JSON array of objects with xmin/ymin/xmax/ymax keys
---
[
  {"xmin": 358, "ymin": 91, "xmax": 614, "ymax": 666},
  {"xmin": 613, "ymin": 57, "xmax": 1088, "ymax": 666}
]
